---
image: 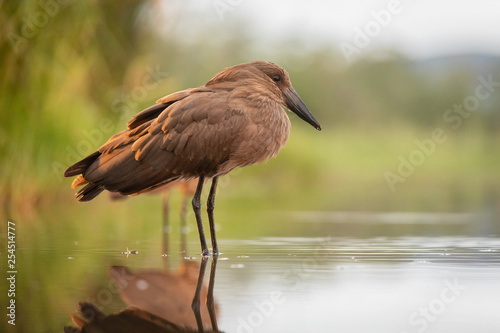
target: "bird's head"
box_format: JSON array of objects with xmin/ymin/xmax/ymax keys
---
[{"xmin": 207, "ymin": 61, "xmax": 322, "ymax": 131}]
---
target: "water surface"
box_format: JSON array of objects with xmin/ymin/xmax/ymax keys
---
[{"xmin": 2, "ymin": 207, "xmax": 500, "ymax": 332}]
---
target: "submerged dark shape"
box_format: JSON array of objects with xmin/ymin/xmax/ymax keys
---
[{"xmin": 64, "ymin": 61, "xmax": 321, "ymax": 255}]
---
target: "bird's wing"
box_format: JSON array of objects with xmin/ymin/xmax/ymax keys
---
[
  {"xmin": 127, "ymin": 87, "xmax": 211, "ymax": 130},
  {"xmin": 82, "ymin": 89, "xmax": 250, "ymax": 195}
]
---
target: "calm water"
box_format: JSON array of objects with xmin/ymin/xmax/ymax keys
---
[{"xmin": 2, "ymin": 208, "xmax": 500, "ymax": 332}]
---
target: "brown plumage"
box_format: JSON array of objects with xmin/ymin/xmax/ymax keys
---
[{"xmin": 64, "ymin": 61, "xmax": 321, "ymax": 255}]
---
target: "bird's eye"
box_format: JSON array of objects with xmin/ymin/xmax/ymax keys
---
[{"xmin": 272, "ymin": 75, "xmax": 280, "ymax": 82}]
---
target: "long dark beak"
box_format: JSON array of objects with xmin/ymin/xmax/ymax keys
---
[{"xmin": 284, "ymin": 87, "xmax": 321, "ymax": 131}]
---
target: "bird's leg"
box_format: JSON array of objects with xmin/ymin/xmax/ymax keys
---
[
  {"xmin": 207, "ymin": 176, "xmax": 219, "ymax": 255},
  {"xmin": 191, "ymin": 256, "xmax": 209, "ymax": 332},
  {"xmin": 193, "ymin": 175, "xmax": 209, "ymax": 256},
  {"xmin": 207, "ymin": 255, "xmax": 219, "ymax": 331}
]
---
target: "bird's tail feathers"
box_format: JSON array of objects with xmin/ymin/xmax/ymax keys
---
[
  {"xmin": 64, "ymin": 151, "xmax": 103, "ymax": 201},
  {"xmin": 76, "ymin": 183, "xmax": 105, "ymax": 202},
  {"xmin": 71, "ymin": 175, "xmax": 88, "ymax": 189},
  {"xmin": 64, "ymin": 151, "xmax": 101, "ymax": 177}
]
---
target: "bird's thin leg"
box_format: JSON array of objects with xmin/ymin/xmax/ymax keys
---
[
  {"xmin": 191, "ymin": 256, "xmax": 208, "ymax": 333},
  {"xmin": 207, "ymin": 255, "xmax": 219, "ymax": 331},
  {"xmin": 162, "ymin": 190, "xmax": 170, "ymax": 256},
  {"xmin": 207, "ymin": 176, "xmax": 219, "ymax": 255},
  {"xmin": 193, "ymin": 175, "xmax": 209, "ymax": 256}
]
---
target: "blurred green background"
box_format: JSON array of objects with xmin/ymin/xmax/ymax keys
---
[
  {"xmin": 1, "ymin": 1, "xmax": 500, "ymax": 331},
  {"xmin": 1, "ymin": 1, "xmax": 499, "ymax": 219}
]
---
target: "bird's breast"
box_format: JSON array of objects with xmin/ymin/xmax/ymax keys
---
[{"xmin": 221, "ymin": 102, "xmax": 291, "ymax": 173}]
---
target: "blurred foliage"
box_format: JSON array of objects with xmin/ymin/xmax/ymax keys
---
[{"xmin": 0, "ymin": 1, "xmax": 499, "ymax": 218}]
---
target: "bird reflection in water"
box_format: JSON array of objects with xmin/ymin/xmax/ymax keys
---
[{"xmin": 64, "ymin": 256, "xmax": 220, "ymax": 333}]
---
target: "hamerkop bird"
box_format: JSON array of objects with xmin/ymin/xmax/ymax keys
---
[{"xmin": 64, "ymin": 61, "xmax": 321, "ymax": 256}]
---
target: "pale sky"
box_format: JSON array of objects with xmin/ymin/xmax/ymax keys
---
[
  {"xmin": 163, "ymin": 0, "xmax": 500, "ymax": 60},
  {"xmin": 241, "ymin": 0, "xmax": 500, "ymax": 58}
]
